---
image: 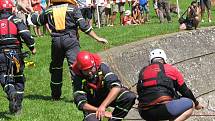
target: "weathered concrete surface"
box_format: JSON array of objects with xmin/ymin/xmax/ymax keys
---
[{"xmin": 99, "ymin": 27, "xmax": 215, "ymax": 121}]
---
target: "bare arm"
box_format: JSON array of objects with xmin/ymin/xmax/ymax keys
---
[
  {"xmin": 96, "ymin": 87, "xmax": 121, "ymax": 119},
  {"xmin": 88, "ymin": 31, "xmax": 108, "ymax": 44}
]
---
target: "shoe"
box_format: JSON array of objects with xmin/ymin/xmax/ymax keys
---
[
  {"xmin": 209, "ymin": 19, "xmax": 212, "ymax": 22},
  {"xmin": 201, "ymin": 19, "xmax": 204, "ymax": 22},
  {"xmin": 9, "ymin": 92, "xmax": 22, "ymax": 115}
]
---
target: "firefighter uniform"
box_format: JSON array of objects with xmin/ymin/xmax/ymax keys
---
[
  {"xmin": 0, "ymin": 12, "xmax": 35, "ymax": 113},
  {"xmin": 72, "ymin": 53, "xmax": 136, "ymax": 121},
  {"xmin": 31, "ymin": 3, "xmax": 93, "ymax": 100},
  {"xmin": 137, "ymin": 62, "xmax": 199, "ymax": 120}
]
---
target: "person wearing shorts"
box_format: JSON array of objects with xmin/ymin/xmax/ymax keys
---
[
  {"xmin": 200, "ymin": 0, "xmax": 212, "ymax": 22},
  {"xmin": 111, "ymin": 1, "xmax": 125, "ymax": 26},
  {"xmin": 139, "ymin": 0, "xmax": 149, "ymax": 21}
]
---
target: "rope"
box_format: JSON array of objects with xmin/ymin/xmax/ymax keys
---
[
  {"xmin": 196, "ymin": 89, "xmax": 215, "ymax": 98},
  {"xmin": 172, "ymin": 51, "xmax": 215, "ymax": 65}
]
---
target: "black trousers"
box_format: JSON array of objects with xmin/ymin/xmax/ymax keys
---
[
  {"xmin": 50, "ymin": 32, "xmax": 80, "ymax": 99},
  {"xmin": 83, "ymin": 90, "xmax": 136, "ymax": 121},
  {"xmin": 0, "ymin": 49, "xmax": 25, "ymax": 109}
]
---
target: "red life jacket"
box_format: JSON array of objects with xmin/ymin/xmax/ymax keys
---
[
  {"xmin": 137, "ymin": 62, "xmax": 176, "ymax": 107},
  {"xmin": 0, "ymin": 15, "xmax": 19, "ymax": 45}
]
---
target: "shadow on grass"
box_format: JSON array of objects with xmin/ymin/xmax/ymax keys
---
[
  {"xmin": 0, "ymin": 111, "xmax": 12, "ymax": 120},
  {"xmin": 24, "ymin": 94, "xmax": 51, "ymax": 101},
  {"xmin": 24, "ymin": 94, "xmax": 74, "ymax": 103}
]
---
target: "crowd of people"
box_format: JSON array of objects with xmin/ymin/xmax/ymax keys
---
[
  {"xmin": 0, "ymin": 0, "xmax": 211, "ymax": 120},
  {"xmin": 9, "ymin": 0, "xmax": 213, "ymax": 31}
]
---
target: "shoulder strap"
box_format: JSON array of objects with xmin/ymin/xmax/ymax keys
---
[{"xmin": 7, "ymin": 15, "xmax": 15, "ymax": 37}]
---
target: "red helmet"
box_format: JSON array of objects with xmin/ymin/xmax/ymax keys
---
[
  {"xmin": 76, "ymin": 51, "xmax": 95, "ymax": 70},
  {"xmin": 0, "ymin": 0, "xmax": 13, "ymax": 11}
]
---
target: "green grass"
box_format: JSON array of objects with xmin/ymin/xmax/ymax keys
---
[{"xmin": 0, "ymin": 0, "xmax": 215, "ymax": 120}]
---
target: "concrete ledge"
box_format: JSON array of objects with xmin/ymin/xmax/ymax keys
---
[{"xmin": 99, "ymin": 27, "xmax": 215, "ymax": 120}]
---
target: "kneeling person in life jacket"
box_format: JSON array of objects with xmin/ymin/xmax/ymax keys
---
[
  {"xmin": 0, "ymin": 0, "xmax": 36, "ymax": 115},
  {"xmin": 137, "ymin": 49, "xmax": 203, "ymax": 121},
  {"xmin": 71, "ymin": 51, "xmax": 136, "ymax": 121}
]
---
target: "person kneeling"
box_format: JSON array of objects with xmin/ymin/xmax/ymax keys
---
[
  {"xmin": 179, "ymin": 1, "xmax": 200, "ymax": 30},
  {"xmin": 137, "ymin": 49, "xmax": 204, "ymax": 121},
  {"xmin": 71, "ymin": 51, "xmax": 136, "ymax": 121}
]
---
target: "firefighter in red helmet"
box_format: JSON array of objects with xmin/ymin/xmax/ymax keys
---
[
  {"xmin": 137, "ymin": 49, "xmax": 203, "ymax": 121},
  {"xmin": 0, "ymin": 0, "xmax": 36, "ymax": 115},
  {"xmin": 71, "ymin": 51, "xmax": 136, "ymax": 121}
]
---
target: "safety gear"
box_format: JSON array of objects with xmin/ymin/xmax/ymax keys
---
[
  {"xmin": 0, "ymin": 0, "xmax": 13, "ymax": 11},
  {"xmin": 137, "ymin": 63, "xmax": 176, "ymax": 108},
  {"xmin": 149, "ymin": 49, "xmax": 167, "ymax": 63},
  {"xmin": 0, "ymin": 15, "xmax": 19, "ymax": 45},
  {"xmin": 76, "ymin": 51, "xmax": 95, "ymax": 71}
]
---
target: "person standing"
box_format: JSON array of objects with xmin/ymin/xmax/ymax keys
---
[
  {"xmin": 72, "ymin": 51, "xmax": 136, "ymax": 121},
  {"xmin": 111, "ymin": 0, "xmax": 126, "ymax": 26},
  {"xmin": 200, "ymin": 0, "xmax": 212, "ymax": 22},
  {"xmin": 139, "ymin": 0, "xmax": 149, "ymax": 22},
  {"xmin": 31, "ymin": 0, "xmax": 42, "ymax": 37},
  {"xmin": 0, "ymin": 0, "xmax": 36, "ymax": 114},
  {"xmin": 155, "ymin": 0, "xmax": 171, "ymax": 23},
  {"xmin": 30, "ymin": 0, "xmax": 108, "ymax": 100},
  {"xmin": 77, "ymin": 0, "xmax": 93, "ymax": 26},
  {"xmin": 137, "ymin": 49, "xmax": 204, "ymax": 121}
]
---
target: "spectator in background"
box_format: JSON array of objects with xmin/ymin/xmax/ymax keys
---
[
  {"xmin": 200, "ymin": 0, "xmax": 212, "ymax": 22},
  {"xmin": 93, "ymin": 0, "xmax": 106, "ymax": 27},
  {"xmin": 77, "ymin": 0, "xmax": 93, "ymax": 26},
  {"xmin": 16, "ymin": 0, "xmax": 33, "ymax": 25},
  {"xmin": 31, "ymin": 0, "xmax": 42, "ymax": 37},
  {"xmin": 123, "ymin": 10, "xmax": 139, "ymax": 25},
  {"xmin": 132, "ymin": 2, "xmax": 143, "ymax": 24},
  {"xmin": 41, "ymin": 0, "xmax": 51, "ymax": 34},
  {"xmin": 155, "ymin": 0, "xmax": 171, "ymax": 23},
  {"xmin": 179, "ymin": 1, "xmax": 200, "ymax": 30},
  {"xmin": 153, "ymin": 0, "xmax": 159, "ymax": 17},
  {"xmin": 104, "ymin": 0, "xmax": 112, "ymax": 26},
  {"xmin": 111, "ymin": 0, "xmax": 126, "ymax": 26},
  {"xmin": 139, "ymin": 0, "xmax": 149, "ymax": 22}
]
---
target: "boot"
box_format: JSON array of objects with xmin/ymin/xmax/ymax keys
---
[{"xmin": 9, "ymin": 92, "xmax": 22, "ymax": 115}]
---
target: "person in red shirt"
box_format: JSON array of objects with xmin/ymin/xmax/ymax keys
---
[
  {"xmin": 137, "ymin": 49, "xmax": 204, "ymax": 121},
  {"xmin": 123, "ymin": 10, "xmax": 138, "ymax": 26}
]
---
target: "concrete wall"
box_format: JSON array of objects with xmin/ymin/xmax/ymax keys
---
[{"xmin": 99, "ymin": 27, "xmax": 215, "ymax": 120}]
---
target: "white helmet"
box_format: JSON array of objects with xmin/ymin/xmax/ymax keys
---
[
  {"xmin": 125, "ymin": 10, "xmax": 131, "ymax": 16},
  {"xmin": 149, "ymin": 49, "xmax": 167, "ymax": 63}
]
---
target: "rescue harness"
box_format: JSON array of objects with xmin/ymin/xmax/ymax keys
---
[{"xmin": 138, "ymin": 62, "xmax": 177, "ymax": 109}]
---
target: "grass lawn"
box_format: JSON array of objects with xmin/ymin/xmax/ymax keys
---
[{"xmin": 0, "ymin": 0, "xmax": 215, "ymax": 120}]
